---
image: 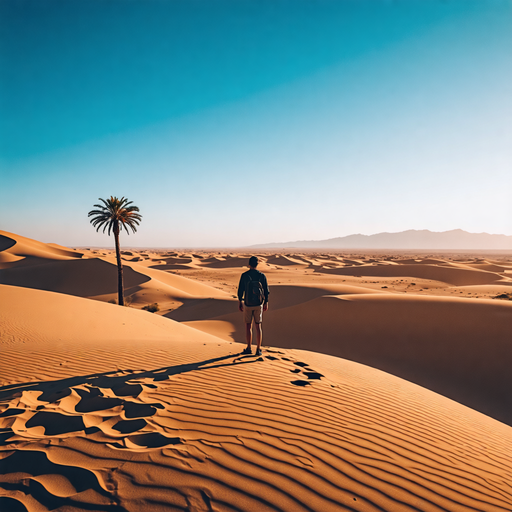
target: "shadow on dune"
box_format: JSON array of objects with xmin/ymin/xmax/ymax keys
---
[
  {"xmin": 165, "ymin": 298, "xmax": 237, "ymax": 321},
  {"xmin": 166, "ymin": 285, "xmax": 377, "ymax": 323},
  {"xmin": 200, "ymin": 257, "xmax": 248, "ymax": 268},
  {"xmin": 0, "ymin": 451, "xmax": 122, "ymax": 511},
  {"xmin": 0, "ymin": 353, "xmax": 258, "ymax": 421},
  {"xmin": 0, "ymin": 234, "xmax": 17, "ymax": 252},
  {"xmin": 149, "ymin": 263, "xmax": 193, "ymax": 270},
  {"xmin": 0, "ymin": 258, "xmax": 150, "ymax": 297}
]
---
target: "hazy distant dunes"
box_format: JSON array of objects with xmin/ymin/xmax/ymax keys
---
[{"xmin": 251, "ymin": 229, "xmax": 512, "ymax": 250}]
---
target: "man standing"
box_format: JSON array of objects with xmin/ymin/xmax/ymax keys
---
[{"xmin": 238, "ymin": 256, "xmax": 269, "ymax": 356}]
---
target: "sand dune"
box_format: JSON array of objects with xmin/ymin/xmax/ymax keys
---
[
  {"xmin": 318, "ymin": 262, "xmax": 504, "ymax": 285},
  {"xmin": 200, "ymin": 256, "xmax": 256, "ymax": 268},
  {"xmin": 167, "ymin": 297, "xmax": 238, "ymax": 322},
  {"xmin": 264, "ymin": 255, "xmax": 307, "ymax": 266},
  {"xmin": 147, "ymin": 255, "xmax": 198, "ymax": 271},
  {"xmin": 194, "ymin": 293, "xmax": 512, "ymax": 426},
  {"xmin": 2, "ymin": 232, "xmax": 512, "ymax": 511},
  {"xmin": 0, "ymin": 284, "xmax": 228, "ymax": 384},
  {"xmin": 126, "ymin": 263, "xmax": 231, "ymax": 299},
  {"xmin": 160, "ymin": 256, "xmax": 194, "ymax": 264},
  {"xmin": 335, "ymin": 258, "xmax": 362, "ymax": 266},
  {"xmin": 390, "ymin": 257, "xmax": 455, "ymax": 266},
  {"xmin": 0, "ymin": 230, "xmax": 82, "ymax": 268},
  {"xmin": 465, "ymin": 263, "xmax": 510, "ymax": 272},
  {"xmin": 47, "ymin": 242, "xmax": 83, "ymax": 254},
  {"xmin": 262, "ymin": 283, "xmax": 386, "ymax": 309},
  {"xmin": 1, "ymin": 284, "xmax": 512, "ymax": 511},
  {"xmin": 447, "ymin": 284, "xmax": 512, "ymax": 296},
  {"xmin": 149, "ymin": 263, "xmax": 197, "ymax": 271}
]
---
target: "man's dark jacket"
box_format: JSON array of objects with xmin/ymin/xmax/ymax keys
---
[{"xmin": 237, "ymin": 268, "xmax": 269, "ymax": 305}]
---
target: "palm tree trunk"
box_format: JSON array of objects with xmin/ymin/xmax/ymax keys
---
[{"xmin": 113, "ymin": 223, "xmax": 124, "ymax": 306}]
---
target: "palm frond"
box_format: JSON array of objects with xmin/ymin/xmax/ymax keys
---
[{"xmin": 88, "ymin": 196, "xmax": 142, "ymax": 237}]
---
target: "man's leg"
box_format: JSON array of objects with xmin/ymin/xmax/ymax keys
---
[
  {"xmin": 245, "ymin": 322, "xmax": 252, "ymax": 348},
  {"xmin": 254, "ymin": 322, "xmax": 262, "ymax": 353}
]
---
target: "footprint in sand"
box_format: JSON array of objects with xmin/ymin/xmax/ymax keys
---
[
  {"xmin": 25, "ymin": 411, "xmax": 86, "ymax": 436},
  {"xmin": 123, "ymin": 401, "xmax": 163, "ymax": 418},
  {"xmin": 127, "ymin": 432, "xmax": 181, "ymax": 449},
  {"xmin": 247, "ymin": 352, "xmax": 326, "ymax": 386},
  {"xmin": 0, "ymin": 408, "xmax": 24, "ymax": 418},
  {"xmin": 112, "ymin": 383, "xmax": 143, "ymax": 396},
  {"xmin": 281, "ymin": 358, "xmax": 325, "ymax": 386},
  {"xmin": 112, "ymin": 418, "xmax": 147, "ymax": 434},
  {"xmin": 303, "ymin": 371, "xmax": 324, "ymax": 380},
  {"xmin": 291, "ymin": 380, "xmax": 311, "ymax": 386},
  {"xmin": 74, "ymin": 388, "xmax": 123, "ymax": 412}
]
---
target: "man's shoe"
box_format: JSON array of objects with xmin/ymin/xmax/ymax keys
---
[
  {"xmin": 255, "ymin": 348, "xmax": 262, "ymax": 356},
  {"xmin": 242, "ymin": 347, "xmax": 252, "ymax": 355}
]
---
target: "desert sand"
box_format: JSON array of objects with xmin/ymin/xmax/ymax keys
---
[{"xmin": 1, "ymin": 229, "xmax": 512, "ymax": 511}]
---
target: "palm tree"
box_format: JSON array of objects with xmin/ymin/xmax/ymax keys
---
[{"xmin": 88, "ymin": 196, "xmax": 142, "ymax": 306}]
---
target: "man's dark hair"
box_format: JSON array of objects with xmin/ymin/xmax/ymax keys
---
[{"xmin": 249, "ymin": 256, "xmax": 258, "ymax": 268}]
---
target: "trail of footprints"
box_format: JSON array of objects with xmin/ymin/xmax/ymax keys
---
[
  {"xmin": 287, "ymin": 360, "xmax": 324, "ymax": 385},
  {"xmin": 237, "ymin": 349, "xmax": 326, "ymax": 386}
]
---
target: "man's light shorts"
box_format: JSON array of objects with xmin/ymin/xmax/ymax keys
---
[{"xmin": 243, "ymin": 304, "xmax": 263, "ymax": 324}]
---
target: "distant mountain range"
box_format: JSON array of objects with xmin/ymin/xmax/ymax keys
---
[{"xmin": 250, "ymin": 229, "xmax": 512, "ymax": 250}]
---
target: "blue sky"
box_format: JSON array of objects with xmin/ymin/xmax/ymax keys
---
[{"xmin": 1, "ymin": 0, "xmax": 511, "ymax": 247}]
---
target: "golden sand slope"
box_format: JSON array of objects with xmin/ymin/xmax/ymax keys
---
[
  {"xmin": 186, "ymin": 289, "xmax": 512, "ymax": 426},
  {"xmin": 0, "ymin": 284, "xmax": 229, "ymax": 384},
  {"xmin": 1, "ymin": 285, "xmax": 512, "ymax": 511}
]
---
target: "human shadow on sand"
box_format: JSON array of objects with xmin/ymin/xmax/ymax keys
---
[
  {"xmin": 1, "ymin": 353, "xmax": 250, "ymax": 395},
  {"xmin": 0, "ymin": 353, "xmax": 260, "ymax": 441}
]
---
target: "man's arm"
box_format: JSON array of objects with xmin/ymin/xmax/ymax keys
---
[
  {"xmin": 237, "ymin": 273, "xmax": 245, "ymax": 312},
  {"xmin": 262, "ymin": 274, "xmax": 269, "ymax": 311}
]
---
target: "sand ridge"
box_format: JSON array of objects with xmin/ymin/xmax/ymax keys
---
[{"xmin": 0, "ymin": 230, "xmax": 83, "ymax": 268}]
